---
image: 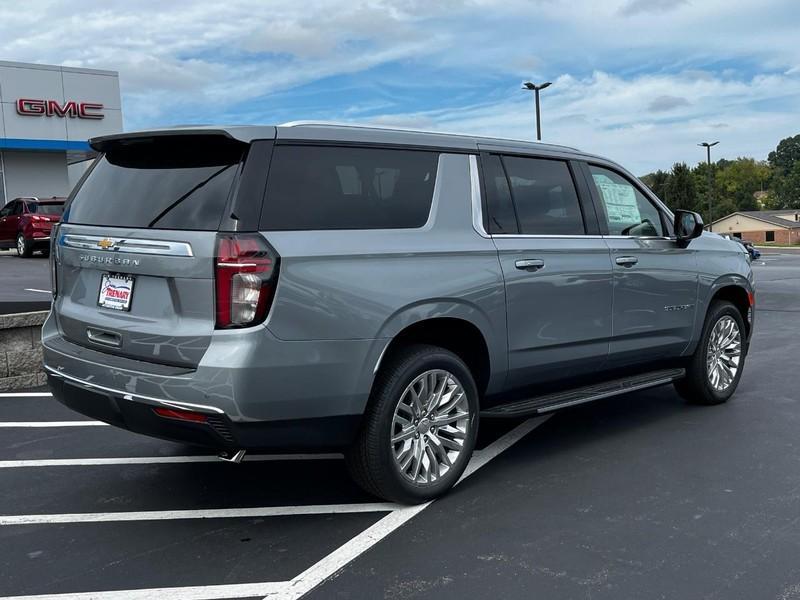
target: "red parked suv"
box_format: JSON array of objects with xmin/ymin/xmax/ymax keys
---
[{"xmin": 0, "ymin": 197, "xmax": 65, "ymax": 257}]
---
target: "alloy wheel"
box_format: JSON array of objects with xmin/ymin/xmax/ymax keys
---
[
  {"xmin": 390, "ymin": 369, "xmax": 471, "ymax": 485},
  {"xmin": 706, "ymin": 315, "xmax": 742, "ymax": 392}
]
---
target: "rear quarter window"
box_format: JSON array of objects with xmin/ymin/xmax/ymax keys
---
[
  {"xmin": 65, "ymin": 136, "xmax": 245, "ymax": 230},
  {"xmin": 260, "ymin": 145, "xmax": 439, "ymax": 230}
]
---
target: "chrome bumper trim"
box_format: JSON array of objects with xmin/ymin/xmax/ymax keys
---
[{"xmin": 44, "ymin": 365, "xmax": 225, "ymax": 415}]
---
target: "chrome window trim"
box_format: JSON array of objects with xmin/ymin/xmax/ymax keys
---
[
  {"xmin": 489, "ymin": 234, "xmax": 676, "ymax": 240},
  {"xmin": 44, "ymin": 365, "xmax": 224, "ymax": 415},
  {"xmin": 469, "ymin": 154, "xmax": 491, "ymax": 238},
  {"xmin": 60, "ymin": 234, "xmax": 194, "ymax": 257},
  {"xmin": 468, "ymin": 154, "xmax": 679, "ymax": 243},
  {"xmin": 490, "ymin": 234, "xmax": 604, "ymax": 240}
]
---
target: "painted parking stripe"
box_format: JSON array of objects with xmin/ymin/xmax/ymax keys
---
[
  {"xmin": 0, "ymin": 453, "xmax": 343, "ymax": 468},
  {"xmin": 280, "ymin": 415, "xmax": 551, "ymax": 600},
  {"xmin": 0, "ymin": 582, "xmax": 289, "ymax": 600},
  {"xmin": 0, "ymin": 421, "xmax": 107, "ymax": 428},
  {"xmin": 0, "ymin": 392, "xmax": 52, "ymax": 398},
  {"xmin": 23, "ymin": 288, "xmax": 51, "ymax": 294},
  {"xmin": 0, "ymin": 416, "xmax": 550, "ymax": 600},
  {"xmin": 0, "ymin": 502, "xmax": 397, "ymax": 525}
]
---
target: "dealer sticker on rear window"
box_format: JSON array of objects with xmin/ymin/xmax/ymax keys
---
[{"xmin": 98, "ymin": 273, "xmax": 135, "ymax": 311}]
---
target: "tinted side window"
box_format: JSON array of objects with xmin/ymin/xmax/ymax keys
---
[
  {"xmin": 502, "ymin": 156, "xmax": 584, "ymax": 235},
  {"xmin": 261, "ymin": 146, "xmax": 438, "ymax": 231},
  {"xmin": 481, "ymin": 154, "xmax": 518, "ymax": 234},
  {"xmin": 13, "ymin": 201, "xmax": 24, "ymax": 215},
  {"xmin": 0, "ymin": 201, "xmax": 14, "ymax": 217},
  {"xmin": 589, "ymin": 165, "xmax": 665, "ymax": 236}
]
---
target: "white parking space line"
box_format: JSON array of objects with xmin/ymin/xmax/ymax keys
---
[
  {"xmin": 0, "ymin": 421, "xmax": 107, "ymax": 428},
  {"xmin": 0, "ymin": 503, "xmax": 397, "ymax": 526},
  {"xmin": 0, "ymin": 453, "xmax": 343, "ymax": 469},
  {"xmin": 0, "ymin": 582, "xmax": 289, "ymax": 600},
  {"xmin": 279, "ymin": 415, "xmax": 551, "ymax": 600},
  {"xmin": 23, "ymin": 288, "xmax": 51, "ymax": 294},
  {"xmin": 0, "ymin": 416, "xmax": 551, "ymax": 600},
  {"xmin": 0, "ymin": 392, "xmax": 52, "ymax": 398}
]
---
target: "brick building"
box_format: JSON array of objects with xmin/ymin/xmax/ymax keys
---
[{"xmin": 711, "ymin": 210, "xmax": 800, "ymax": 245}]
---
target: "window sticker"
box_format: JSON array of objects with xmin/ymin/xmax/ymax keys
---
[{"xmin": 593, "ymin": 175, "xmax": 641, "ymax": 228}]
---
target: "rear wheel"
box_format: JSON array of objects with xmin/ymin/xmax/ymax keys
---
[
  {"xmin": 346, "ymin": 344, "xmax": 479, "ymax": 504},
  {"xmin": 16, "ymin": 233, "xmax": 32, "ymax": 258},
  {"xmin": 675, "ymin": 300, "xmax": 746, "ymax": 405}
]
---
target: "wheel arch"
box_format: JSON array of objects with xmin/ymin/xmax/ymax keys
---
[
  {"xmin": 686, "ymin": 275, "xmax": 753, "ymax": 356},
  {"xmin": 365, "ymin": 301, "xmax": 507, "ymax": 406}
]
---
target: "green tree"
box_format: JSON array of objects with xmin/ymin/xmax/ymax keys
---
[
  {"xmin": 773, "ymin": 162, "xmax": 800, "ymax": 209},
  {"xmin": 665, "ymin": 162, "xmax": 697, "ymax": 212},
  {"xmin": 768, "ymin": 134, "xmax": 800, "ymax": 175},
  {"xmin": 768, "ymin": 134, "xmax": 800, "ymax": 208},
  {"xmin": 641, "ymin": 169, "xmax": 670, "ymax": 202},
  {"xmin": 715, "ymin": 158, "xmax": 770, "ymax": 212}
]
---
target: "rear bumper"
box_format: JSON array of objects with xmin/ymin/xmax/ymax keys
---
[
  {"xmin": 47, "ymin": 371, "xmax": 360, "ymax": 450},
  {"xmin": 42, "ymin": 312, "xmax": 385, "ymax": 450}
]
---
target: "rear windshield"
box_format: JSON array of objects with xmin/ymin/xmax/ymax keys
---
[
  {"xmin": 65, "ymin": 136, "xmax": 244, "ymax": 230},
  {"xmin": 260, "ymin": 145, "xmax": 439, "ymax": 230},
  {"xmin": 30, "ymin": 202, "xmax": 64, "ymax": 215}
]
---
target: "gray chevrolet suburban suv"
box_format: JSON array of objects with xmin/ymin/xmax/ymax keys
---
[{"xmin": 44, "ymin": 123, "xmax": 754, "ymax": 503}]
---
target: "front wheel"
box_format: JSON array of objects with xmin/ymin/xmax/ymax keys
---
[
  {"xmin": 346, "ymin": 344, "xmax": 479, "ymax": 504},
  {"xmin": 675, "ymin": 300, "xmax": 746, "ymax": 405},
  {"xmin": 16, "ymin": 233, "xmax": 32, "ymax": 258}
]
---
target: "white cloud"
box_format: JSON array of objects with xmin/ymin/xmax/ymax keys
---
[
  {"xmin": 618, "ymin": 0, "xmax": 689, "ymax": 16},
  {"xmin": 350, "ymin": 70, "xmax": 800, "ymax": 174},
  {"xmin": 0, "ymin": 0, "xmax": 797, "ymax": 172}
]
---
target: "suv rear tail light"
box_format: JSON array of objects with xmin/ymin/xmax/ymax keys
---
[
  {"xmin": 50, "ymin": 223, "xmax": 60, "ymax": 299},
  {"xmin": 214, "ymin": 233, "xmax": 280, "ymax": 328}
]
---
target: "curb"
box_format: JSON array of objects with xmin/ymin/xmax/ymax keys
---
[{"xmin": 0, "ymin": 310, "xmax": 49, "ymax": 392}]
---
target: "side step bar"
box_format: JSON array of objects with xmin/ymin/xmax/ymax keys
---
[{"xmin": 481, "ymin": 368, "xmax": 686, "ymax": 418}]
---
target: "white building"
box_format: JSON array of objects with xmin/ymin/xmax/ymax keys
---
[{"xmin": 0, "ymin": 60, "xmax": 122, "ymax": 205}]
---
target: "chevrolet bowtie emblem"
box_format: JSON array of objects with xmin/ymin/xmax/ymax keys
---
[{"xmin": 96, "ymin": 238, "xmax": 115, "ymax": 250}]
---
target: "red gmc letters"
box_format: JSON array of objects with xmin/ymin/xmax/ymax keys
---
[{"xmin": 16, "ymin": 99, "xmax": 104, "ymax": 120}]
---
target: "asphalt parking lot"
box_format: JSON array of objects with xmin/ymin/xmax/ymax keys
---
[
  {"xmin": 1, "ymin": 250, "xmax": 799, "ymax": 599},
  {"xmin": 0, "ymin": 250, "xmax": 51, "ymax": 314}
]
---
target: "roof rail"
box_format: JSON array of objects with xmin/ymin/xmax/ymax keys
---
[{"xmin": 278, "ymin": 120, "xmax": 580, "ymax": 152}]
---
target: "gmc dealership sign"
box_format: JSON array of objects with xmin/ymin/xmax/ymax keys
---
[{"xmin": 16, "ymin": 98, "xmax": 104, "ymax": 120}]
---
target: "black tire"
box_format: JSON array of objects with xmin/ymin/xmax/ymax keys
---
[
  {"xmin": 346, "ymin": 344, "xmax": 479, "ymax": 504},
  {"xmin": 16, "ymin": 233, "xmax": 32, "ymax": 258},
  {"xmin": 675, "ymin": 300, "xmax": 747, "ymax": 405}
]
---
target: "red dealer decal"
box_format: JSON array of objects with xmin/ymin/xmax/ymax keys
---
[{"xmin": 16, "ymin": 99, "xmax": 104, "ymax": 120}]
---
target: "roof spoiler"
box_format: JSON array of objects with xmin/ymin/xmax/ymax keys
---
[
  {"xmin": 90, "ymin": 126, "xmax": 277, "ymax": 153},
  {"xmin": 89, "ymin": 129, "xmax": 236, "ymax": 153}
]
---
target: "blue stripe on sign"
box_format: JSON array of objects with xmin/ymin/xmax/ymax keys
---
[{"xmin": 0, "ymin": 138, "xmax": 91, "ymax": 151}]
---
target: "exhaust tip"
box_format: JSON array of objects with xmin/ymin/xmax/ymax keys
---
[{"xmin": 218, "ymin": 449, "xmax": 246, "ymax": 464}]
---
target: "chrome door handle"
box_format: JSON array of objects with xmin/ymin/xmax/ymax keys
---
[
  {"xmin": 515, "ymin": 259, "xmax": 545, "ymax": 271},
  {"xmin": 615, "ymin": 256, "xmax": 639, "ymax": 267}
]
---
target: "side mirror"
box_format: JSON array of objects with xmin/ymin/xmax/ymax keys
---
[{"xmin": 674, "ymin": 210, "xmax": 704, "ymax": 247}]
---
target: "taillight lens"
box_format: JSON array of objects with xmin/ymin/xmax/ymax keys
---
[
  {"xmin": 50, "ymin": 223, "xmax": 60, "ymax": 299},
  {"xmin": 214, "ymin": 234, "xmax": 279, "ymax": 328}
]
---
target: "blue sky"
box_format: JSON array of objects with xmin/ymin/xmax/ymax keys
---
[{"xmin": 1, "ymin": 0, "xmax": 798, "ymax": 174}]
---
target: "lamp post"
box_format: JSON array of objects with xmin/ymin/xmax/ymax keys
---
[
  {"xmin": 699, "ymin": 141, "xmax": 719, "ymax": 231},
  {"xmin": 522, "ymin": 81, "xmax": 552, "ymax": 141}
]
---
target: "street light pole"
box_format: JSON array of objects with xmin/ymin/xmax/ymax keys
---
[
  {"xmin": 522, "ymin": 81, "xmax": 552, "ymax": 141},
  {"xmin": 699, "ymin": 141, "xmax": 719, "ymax": 231}
]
